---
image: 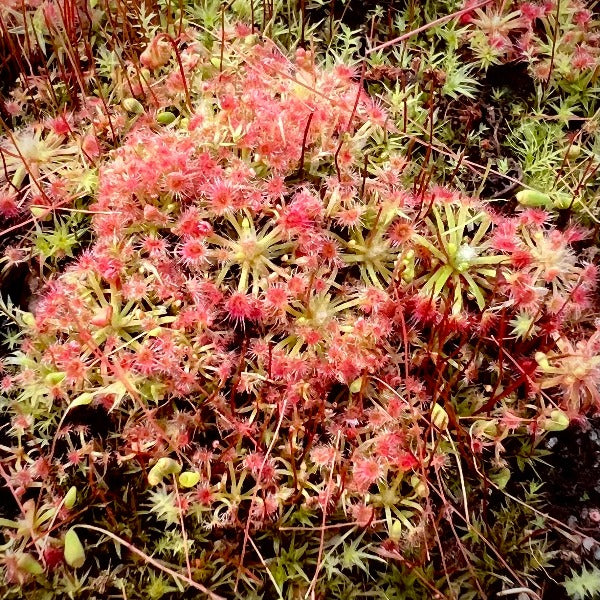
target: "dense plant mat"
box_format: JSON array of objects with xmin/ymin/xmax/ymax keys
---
[{"xmin": 0, "ymin": 1, "xmax": 599, "ymax": 598}]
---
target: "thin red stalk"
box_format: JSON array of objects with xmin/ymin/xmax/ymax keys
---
[
  {"xmin": 0, "ymin": 14, "xmax": 40, "ymax": 119},
  {"xmin": 553, "ymin": 131, "xmax": 582, "ymax": 188},
  {"xmin": 415, "ymin": 76, "xmax": 437, "ymax": 204},
  {"xmin": 297, "ymin": 110, "xmax": 314, "ymax": 179},
  {"xmin": 300, "ymin": 0, "xmax": 306, "ymax": 48},
  {"xmin": 54, "ymin": 0, "xmax": 89, "ymax": 102},
  {"xmin": 79, "ymin": 29, "xmax": 117, "ymax": 145},
  {"xmin": 542, "ymin": 0, "xmax": 562, "ymax": 98},
  {"xmin": 102, "ymin": 0, "xmax": 138, "ymax": 99},
  {"xmin": 160, "ymin": 33, "xmax": 192, "ymax": 110},
  {"xmin": 235, "ymin": 395, "xmax": 291, "ymax": 592},
  {"xmin": 77, "ymin": 524, "xmax": 225, "ymax": 599},
  {"xmin": 0, "ymin": 117, "xmax": 51, "ymax": 203},
  {"xmin": 366, "ymin": 0, "xmax": 493, "ymax": 54},
  {"xmin": 334, "ymin": 61, "xmax": 366, "ymax": 181}
]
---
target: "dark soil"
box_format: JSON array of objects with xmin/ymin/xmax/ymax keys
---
[
  {"xmin": 539, "ymin": 418, "xmax": 600, "ymax": 598},
  {"xmin": 485, "ymin": 62, "xmax": 536, "ymax": 100}
]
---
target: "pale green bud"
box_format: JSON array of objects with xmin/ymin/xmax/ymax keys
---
[
  {"xmin": 179, "ymin": 471, "xmax": 201, "ymax": 488},
  {"xmin": 30, "ymin": 206, "xmax": 52, "ymax": 220},
  {"xmin": 431, "ymin": 403, "xmax": 449, "ymax": 430},
  {"xmin": 156, "ymin": 111, "xmax": 176, "ymax": 125},
  {"xmin": 148, "ymin": 457, "xmax": 182, "ymax": 486},
  {"xmin": 490, "ymin": 467, "xmax": 510, "ymax": 490},
  {"xmin": 64, "ymin": 528, "xmax": 85, "ymax": 568},
  {"xmin": 542, "ymin": 409, "xmax": 570, "ymax": 432},
  {"xmin": 44, "ymin": 371, "xmax": 66, "ymax": 386},
  {"xmin": 388, "ymin": 519, "xmax": 402, "ymax": 542},
  {"xmin": 535, "ymin": 352, "xmax": 551, "ymax": 372},
  {"xmin": 122, "ymin": 98, "xmax": 144, "ymax": 115},
  {"xmin": 64, "ymin": 486, "xmax": 77, "ymax": 509},
  {"xmin": 516, "ymin": 190, "xmax": 551, "ymax": 208},
  {"xmin": 349, "ymin": 377, "xmax": 364, "ymax": 394},
  {"xmin": 21, "ymin": 312, "xmax": 36, "ymax": 328},
  {"xmin": 18, "ymin": 553, "xmax": 44, "ymax": 576},
  {"xmin": 410, "ymin": 475, "xmax": 429, "ymax": 497}
]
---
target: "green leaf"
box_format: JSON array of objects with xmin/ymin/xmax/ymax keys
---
[{"xmin": 564, "ymin": 564, "xmax": 600, "ymax": 599}]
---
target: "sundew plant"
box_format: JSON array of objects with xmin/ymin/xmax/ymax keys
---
[{"xmin": 0, "ymin": 0, "xmax": 600, "ymax": 599}]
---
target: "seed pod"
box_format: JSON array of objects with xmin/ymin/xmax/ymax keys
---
[
  {"xmin": 156, "ymin": 111, "xmax": 176, "ymax": 125},
  {"xmin": 122, "ymin": 98, "xmax": 144, "ymax": 115},
  {"xmin": 566, "ymin": 144, "xmax": 581, "ymax": 159},
  {"xmin": 30, "ymin": 206, "xmax": 52, "ymax": 220},
  {"xmin": 17, "ymin": 553, "xmax": 44, "ymax": 576},
  {"xmin": 553, "ymin": 193, "xmax": 572, "ymax": 210},
  {"xmin": 534, "ymin": 351, "xmax": 551, "ymax": 371},
  {"xmin": 410, "ymin": 475, "xmax": 429, "ymax": 497},
  {"xmin": 431, "ymin": 403, "xmax": 449, "ymax": 430},
  {"xmin": 179, "ymin": 471, "xmax": 201, "ymax": 488},
  {"xmin": 388, "ymin": 519, "xmax": 402, "ymax": 542},
  {"xmin": 90, "ymin": 305, "xmax": 113, "ymax": 327},
  {"xmin": 542, "ymin": 409, "xmax": 570, "ymax": 432},
  {"xmin": 44, "ymin": 371, "xmax": 66, "ymax": 386},
  {"xmin": 140, "ymin": 36, "xmax": 172, "ymax": 70},
  {"xmin": 490, "ymin": 467, "xmax": 510, "ymax": 490},
  {"xmin": 64, "ymin": 528, "xmax": 85, "ymax": 568},
  {"xmin": 69, "ymin": 392, "xmax": 94, "ymax": 409},
  {"xmin": 64, "ymin": 486, "xmax": 77, "ymax": 509},
  {"xmin": 516, "ymin": 190, "xmax": 552, "ymax": 208},
  {"xmin": 21, "ymin": 312, "xmax": 36, "ymax": 328},
  {"xmin": 148, "ymin": 457, "xmax": 182, "ymax": 486},
  {"xmin": 349, "ymin": 377, "xmax": 364, "ymax": 394}
]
